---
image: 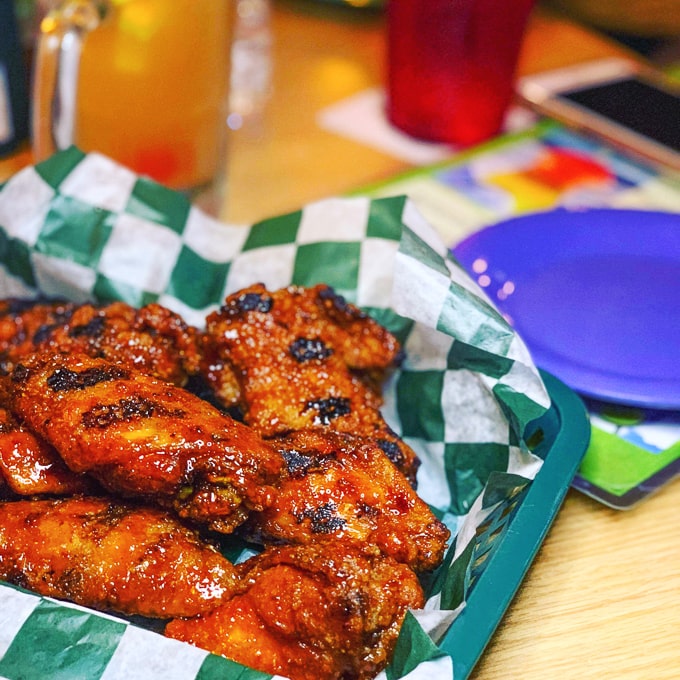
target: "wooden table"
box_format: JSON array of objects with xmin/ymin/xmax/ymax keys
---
[
  {"xmin": 0, "ymin": 0, "xmax": 649, "ymax": 224},
  {"xmin": 2, "ymin": 3, "xmax": 679, "ymax": 678},
  {"xmin": 224, "ymin": 0, "xmax": 653, "ymax": 224}
]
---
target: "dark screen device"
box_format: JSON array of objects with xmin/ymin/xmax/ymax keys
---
[{"xmin": 517, "ymin": 58, "xmax": 680, "ymax": 172}]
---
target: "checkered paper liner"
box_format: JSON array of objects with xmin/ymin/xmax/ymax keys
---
[{"xmin": 0, "ymin": 148, "xmax": 550, "ymax": 679}]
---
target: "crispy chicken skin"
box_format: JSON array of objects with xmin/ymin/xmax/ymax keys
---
[
  {"xmin": 0, "ymin": 299, "xmax": 202, "ymax": 386},
  {"xmin": 243, "ymin": 429, "xmax": 449, "ymax": 572},
  {"xmin": 165, "ymin": 543, "xmax": 424, "ymax": 680},
  {"xmin": 8, "ymin": 352, "xmax": 284, "ymax": 533},
  {"xmin": 204, "ymin": 284, "xmax": 420, "ymax": 485},
  {"xmin": 0, "ymin": 496, "xmax": 239, "ymax": 618}
]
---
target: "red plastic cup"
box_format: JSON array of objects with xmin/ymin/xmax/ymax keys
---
[{"xmin": 386, "ymin": 0, "xmax": 535, "ymax": 147}]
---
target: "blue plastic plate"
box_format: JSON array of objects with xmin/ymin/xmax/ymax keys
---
[{"xmin": 453, "ymin": 208, "xmax": 680, "ymax": 409}]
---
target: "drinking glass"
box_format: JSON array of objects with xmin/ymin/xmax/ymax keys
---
[
  {"xmin": 33, "ymin": 0, "xmax": 234, "ymax": 211},
  {"xmin": 386, "ymin": 0, "xmax": 535, "ymax": 147}
]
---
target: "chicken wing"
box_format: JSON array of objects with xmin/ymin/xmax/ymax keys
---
[
  {"xmin": 0, "ymin": 298, "xmax": 204, "ymax": 387},
  {"xmin": 165, "ymin": 542, "xmax": 424, "ymax": 680},
  {"xmin": 204, "ymin": 284, "xmax": 420, "ymax": 484},
  {"xmin": 242, "ymin": 429, "xmax": 449, "ymax": 572},
  {"xmin": 0, "ymin": 298, "xmax": 76, "ymax": 374},
  {"xmin": 0, "ymin": 404, "xmax": 93, "ymax": 497},
  {"xmin": 0, "ymin": 496, "xmax": 239, "ymax": 618},
  {"xmin": 8, "ymin": 351, "xmax": 284, "ymax": 533}
]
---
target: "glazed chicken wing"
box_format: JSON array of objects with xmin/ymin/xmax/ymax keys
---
[
  {"xmin": 0, "ymin": 300, "xmax": 206, "ymax": 385},
  {"xmin": 8, "ymin": 352, "xmax": 283, "ymax": 533},
  {"xmin": 243, "ymin": 429, "xmax": 449, "ymax": 572},
  {"xmin": 165, "ymin": 543, "xmax": 424, "ymax": 680},
  {"xmin": 204, "ymin": 284, "xmax": 419, "ymax": 484},
  {"xmin": 0, "ymin": 298, "xmax": 76, "ymax": 374},
  {"xmin": 0, "ymin": 290, "xmax": 444, "ymax": 678},
  {"xmin": 0, "ymin": 405, "xmax": 93, "ymax": 497},
  {"xmin": 40, "ymin": 300, "xmax": 203, "ymax": 385},
  {"xmin": 0, "ymin": 298, "xmax": 202, "ymax": 386},
  {"xmin": 0, "ymin": 496, "xmax": 239, "ymax": 618},
  {"xmin": 0, "ymin": 373, "xmax": 92, "ymax": 497}
]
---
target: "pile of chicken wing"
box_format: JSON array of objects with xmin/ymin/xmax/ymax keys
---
[{"xmin": 0, "ymin": 285, "xmax": 450, "ymax": 680}]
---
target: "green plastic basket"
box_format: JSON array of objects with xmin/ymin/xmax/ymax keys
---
[{"xmin": 439, "ymin": 370, "xmax": 591, "ymax": 678}]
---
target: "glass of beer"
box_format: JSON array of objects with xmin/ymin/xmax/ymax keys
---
[{"xmin": 32, "ymin": 0, "xmax": 234, "ymax": 211}]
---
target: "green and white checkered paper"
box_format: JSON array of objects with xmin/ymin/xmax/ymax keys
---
[{"xmin": 0, "ymin": 148, "xmax": 550, "ymax": 679}]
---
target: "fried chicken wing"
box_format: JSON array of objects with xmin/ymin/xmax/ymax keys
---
[
  {"xmin": 0, "ymin": 298, "xmax": 76, "ymax": 374},
  {"xmin": 204, "ymin": 284, "xmax": 419, "ymax": 484},
  {"xmin": 0, "ymin": 373, "xmax": 92, "ymax": 496},
  {"xmin": 8, "ymin": 352, "xmax": 283, "ymax": 533},
  {"xmin": 0, "ymin": 405, "xmax": 93, "ymax": 497},
  {"xmin": 0, "ymin": 496, "xmax": 239, "ymax": 618},
  {"xmin": 243, "ymin": 429, "xmax": 449, "ymax": 572},
  {"xmin": 0, "ymin": 298, "xmax": 203, "ymax": 386},
  {"xmin": 165, "ymin": 543, "xmax": 424, "ymax": 680}
]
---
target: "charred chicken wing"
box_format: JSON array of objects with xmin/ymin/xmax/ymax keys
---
[
  {"xmin": 0, "ymin": 299, "xmax": 202, "ymax": 386},
  {"xmin": 243, "ymin": 429, "xmax": 449, "ymax": 572},
  {"xmin": 204, "ymin": 284, "xmax": 420, "ymax": 484},
  {"xmin": 0, "ymin": 298, "xmax": 76, "ymax": 374},
  {"xmin": 0, "ymin": 496, "xmax": 239, "ymax": 618},
  {"xmin": 8, "ymin": 352, "xmax": 283, "ymax": 533},
  {"xmin": 165, "ymin": 542, "xmax": 425, "ymax": 680}
]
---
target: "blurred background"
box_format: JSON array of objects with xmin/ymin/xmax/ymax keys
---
[{"xmin": 3, "ymin": 0, "xmax": 680, "ymax": 159}]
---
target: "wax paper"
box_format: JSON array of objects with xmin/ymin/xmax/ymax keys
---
[{"xmin": 0, "ymin": 148, "xmax": 550, "ymax": 679}]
